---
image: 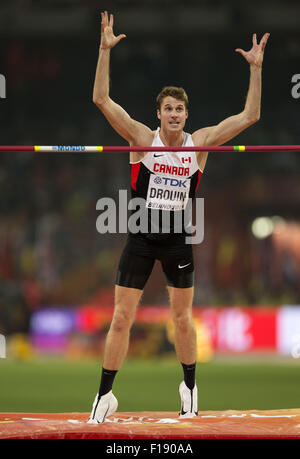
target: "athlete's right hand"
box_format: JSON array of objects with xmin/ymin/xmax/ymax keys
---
[{"xmin": 100, "ymin": 11, "xmax": 126, "ymax": 50}]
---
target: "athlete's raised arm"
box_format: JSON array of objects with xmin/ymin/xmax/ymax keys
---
[
  {"xmin": 193, "ymin": 33, "xmax": 270, "ymax": 152},
  {"xmin": 93, "ymin": 11, "xmax": 153, "ymax": 145}
]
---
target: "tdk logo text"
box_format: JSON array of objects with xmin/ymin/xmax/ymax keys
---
[{"xmin": 161, "ymin": 178, "xmax": 187, "ymax": 187}]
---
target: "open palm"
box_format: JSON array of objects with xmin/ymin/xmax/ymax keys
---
[
  {"xmin": 236, "ymin": 33, "xmax": 270, "ymax": 67},
  {"xmin": 100, "ymin": 11, "xmax": 126, "ymax": 50}
]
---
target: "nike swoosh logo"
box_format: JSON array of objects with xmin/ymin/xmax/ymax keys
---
[
  {"xmin": 154, "ymin": 154, "xmax": 164, "ymax": 157},
  {"xmin": 180, "ymin": 405, "xmax": 198, "ymax": 416},
  {"xmin": 180, "ymin": 409, "xmax": 198, "ymax": 416},
  {"xmin": 98, "ymin": 405, "xmax": 109, "ymax": 424},
  {"xmin": 178, "ymin": 263, "xmax": 191, "ymax": 269}
]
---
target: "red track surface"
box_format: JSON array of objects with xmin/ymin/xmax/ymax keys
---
[{"xmin": 1, "ymin": 409, "xmax": 300, "ymax": 439}]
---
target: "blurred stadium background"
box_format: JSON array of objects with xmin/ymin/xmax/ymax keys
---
[{"xmin": 0, "ymin": 0, "xmax": 300, "ymax": 413}]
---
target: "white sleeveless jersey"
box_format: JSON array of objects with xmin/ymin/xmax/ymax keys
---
[{"xmin": 131, "ymin": 128, "xmax": 202, "ymax": 212}]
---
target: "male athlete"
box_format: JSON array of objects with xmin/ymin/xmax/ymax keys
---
[{"xmin": 88, "ymin": 11, "xmax": 269, "ymax": 423}]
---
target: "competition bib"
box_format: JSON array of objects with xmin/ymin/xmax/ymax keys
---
[{"xmin": 146, "ymin": 175, "xmax": 191, "ymax": 211}]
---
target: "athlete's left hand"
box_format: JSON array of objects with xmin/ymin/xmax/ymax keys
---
[{"xmin": 235, "ymin": 33, "xmax": 270, "ymax": 68}]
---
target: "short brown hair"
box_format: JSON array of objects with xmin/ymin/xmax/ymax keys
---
[{"xmin": 156, "ymin": 86, "xmax": 189, "ymax": 110}]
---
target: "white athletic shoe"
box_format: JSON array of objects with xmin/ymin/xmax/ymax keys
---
[
  {"xmin": 179, "ymin": 381, "xmax": 198, "ymax": 418},
  {"xmin": 87, "ymin": 390, "xmax": 118, "ymax": 424}
]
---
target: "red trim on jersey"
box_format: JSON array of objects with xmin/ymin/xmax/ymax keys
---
[
  {"xmin": 131, "ymin": 163, "xmax": 141, "ymax": 190},
  {"xmin": 195, "ymin": 170, "xmax": 202, "ymax": 191}
]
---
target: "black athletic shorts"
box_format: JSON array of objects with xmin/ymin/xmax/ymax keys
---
[{"xmin": 116, "ymin": 234, "xmax": 194, "ymax": 290}]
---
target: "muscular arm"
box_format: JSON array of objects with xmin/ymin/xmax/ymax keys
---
[
  {"xmin": 93, "ymin": 11, "xmax": 153, "ymax": 146},
  {"xmin": 193, "ymin": 33, "xmax": 270, "ymax": 156},
  {"xmin": 202, "ymin": 64, "xmax": 262, "ymax": 147}
]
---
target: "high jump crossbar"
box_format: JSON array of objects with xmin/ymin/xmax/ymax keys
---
[{"xmin": 0, "ymin": 145, "xmax": 300, "ymax": 153}]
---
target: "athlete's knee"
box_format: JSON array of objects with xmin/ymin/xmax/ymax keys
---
[
  {"xmin": 172, "ymin": 310, "xmax": 195, "ymax": 334},
  {"xmin": 110, "ymin": 308, "xmax": 135, "ymax": 333}
]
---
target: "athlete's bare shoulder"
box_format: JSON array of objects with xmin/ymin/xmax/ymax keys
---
[
  {"xmin": 191, "ymin": 127, "xmax": 210, "ymax": 147},
  {"xmin": 129, "ymin": 129, "xmax": 156, "ymax": 163}
]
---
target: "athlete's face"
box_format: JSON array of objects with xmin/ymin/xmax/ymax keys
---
[{"xmin": 157, "ymin": 96, "xmax": 188, "ymax": 132}]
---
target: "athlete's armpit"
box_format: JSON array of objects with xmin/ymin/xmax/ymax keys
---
[{"xmin": 96, "ymin": 97, "xmax": 153, "ymax": 145}]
